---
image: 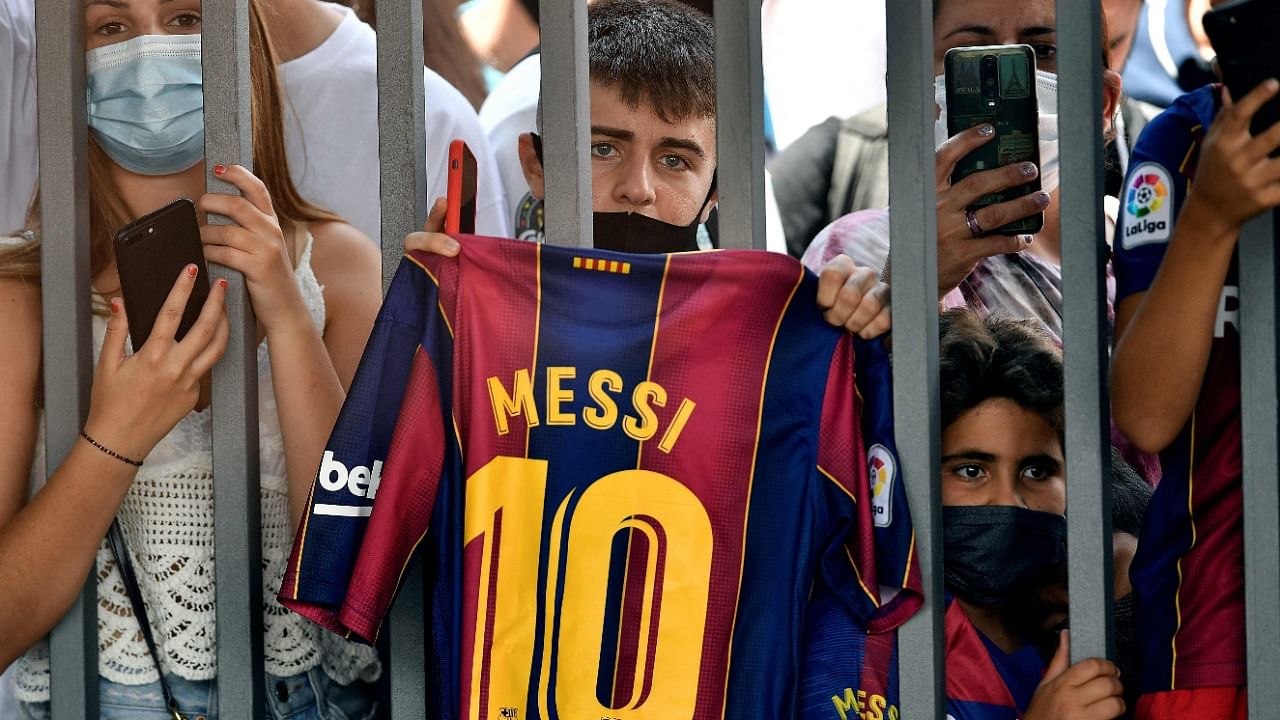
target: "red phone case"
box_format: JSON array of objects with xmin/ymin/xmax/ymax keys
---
[{"xmin": 447, "ymin": 139, "xmax": 478, "ymax": 234}]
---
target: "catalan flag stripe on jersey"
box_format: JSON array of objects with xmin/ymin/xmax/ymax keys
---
[{"xmin": 279, "ymin": 235, "xmax": 921, "ymax": 719}]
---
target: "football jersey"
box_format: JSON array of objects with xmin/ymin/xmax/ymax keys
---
[
  {"xmin": 797, "ymin": 337, "xmax": 916, "ymax": 720},
  {"xmin": 279, "ymin": 235, "xmax": 922, "ymax": 719},
  {"xmin": 1113, "ymin": 85, "xmax": 1245, "ymax": 693}
]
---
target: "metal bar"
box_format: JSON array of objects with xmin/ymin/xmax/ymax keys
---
[
  {"xmin": 376, "ymin": 0, "xmax": 428, "ymax": 286},
  {"xmin": 203, "ymin": 0, "xmax": 264, "ymax": 715},
  {"xmin": 538, "ymin": 0, "xmax": 592, "ymax": 248},
  {"xmin": 883, "ymin": 0, "xmax": 943, "ymax": 715},
  {"xmin": 36, "ymin": 0, "xmax": 98, "ymax": 715},
  {"xmin": 375, "ymin": 0, "xmax": 430, "ymax": 713},
  {"xmin": 712, "ymin": 0, "xmax": 765, "ymax": 251},
  {"xmin": 1057, "ymin": 0, "xmax": 1114, "ymax": 664},
  {"xmin": 1239, "ymin": 209, "xmax": 1280, "ymax": 717}
]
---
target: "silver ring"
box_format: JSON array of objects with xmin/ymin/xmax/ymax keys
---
[{"xmin": 964, "ymin": 209, "xmax": 985, "ymax": 238}]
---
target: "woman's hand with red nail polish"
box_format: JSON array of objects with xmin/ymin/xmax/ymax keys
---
[
  {"xmin": 196, "ymin": 164, "xmax": 308, "ymax": 337},
  {"xmin": 84, "ymin": 267, "xmax": 230, "ymax": 461}
]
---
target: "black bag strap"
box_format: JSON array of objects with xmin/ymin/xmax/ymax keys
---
[{"xmin": 106, "ymin": 520, "xmax": 186, "ymax": 720}]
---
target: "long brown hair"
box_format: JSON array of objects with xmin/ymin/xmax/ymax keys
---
[{"xmin": 0, "ymin": 0, "xmax": 341, "ymax": 283}]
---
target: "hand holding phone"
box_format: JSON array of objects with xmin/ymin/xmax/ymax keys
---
[
  {"xmin": 113, "ymin": 198, "xmax": 211, "ymax": 349},
  {"xmin": 945, "ymin": 44, "xmax": 1044, "ymax": 235},
  {"xmin": 446, "ymin": 139, "xmax": 478, "ymax": 234}
]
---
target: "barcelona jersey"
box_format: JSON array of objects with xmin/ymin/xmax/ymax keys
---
[
  {"xmin": 799, "ymin": 594, "xmax": 1043, "ymax": 720},
  {"xmin": 1113, "ymin": 85, "xmax": 1245, "ymax": 692},
  {"xmin": 278, "ymin": 235, "xmax": 922, "ymax": 719}
]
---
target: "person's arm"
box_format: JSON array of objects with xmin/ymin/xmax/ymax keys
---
[
  {"xmin": 198, "ymin": 165, "xmax": 380, "ymax": 530},
  {"xmin": 1113, "ymin": 81, "xmax": 1280, "ymax": 452},
  {"xmin": 0, "ymin": 270, "xmax": 228, "ymax": 669}
]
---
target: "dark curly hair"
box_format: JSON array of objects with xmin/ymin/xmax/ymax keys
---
[
  {"xmin": 939, "ymin": 309, "xmax": 1065, "ymax": 440},
  {"xmin": 587, "ymin": 0, "xmax": 717, "ymax": 123}
]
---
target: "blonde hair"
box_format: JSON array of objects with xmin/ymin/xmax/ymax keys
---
[{"xmin": 0, "ymin": 0, "xmax": 341, "ymax": 284}]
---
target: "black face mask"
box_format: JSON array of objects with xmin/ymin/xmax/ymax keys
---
[
  {"xmin": 531, "ymin": 132, "xmax": 715, "ymax": 254},
  {"xmin": 943, "ymin": 505, "xmax": 1068, "ymax": 606}
]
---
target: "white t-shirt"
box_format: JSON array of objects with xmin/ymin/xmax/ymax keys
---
[
  {"xmin": 478, "ymin": 52, "xmax": 540, "ymax": 231},
  {"xmin": 278, "ymin": 5, "xmax": 510, "ymax": 243},
  {"xmin": 0, "ymin": 0, "xmax": 37, "ymax": 234}
]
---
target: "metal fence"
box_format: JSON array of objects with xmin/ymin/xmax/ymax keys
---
[{"xmin": 30, "ymin": 0, "xmax": 1280, "ymax": 717}]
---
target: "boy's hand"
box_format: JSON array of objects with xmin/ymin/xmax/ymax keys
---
[
  {"xmin": 817, "ymin": 255, "xmax": 892, "ymax": 339},
  {"xmin": 1024, "ymin": 631, "xmax": 1125, "ymax": 720},
  {"xmin": 1186, "ymin": 79, "xmax": 1280, "ymax": 234},
  {"xmin": 404, "ymin": 198, "xmax": 460, "ymax": 257}
]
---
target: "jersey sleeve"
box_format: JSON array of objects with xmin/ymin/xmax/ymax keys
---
[
  {"xmin": 1113, "ymin": 95, "xmax": 1205, "ymax": 302},
  {"xmin": 815, "ymin": 335, "xmax": 923, "ymax": 634},
  {"xmin": 279, "ymin": 253, "xmax": 455, "ymax": 640}
]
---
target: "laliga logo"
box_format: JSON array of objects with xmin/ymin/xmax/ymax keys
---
[
  {"xmin": 868, "ymin": 444, "xmax": 895, "ymax": 528},
  {"xmin": 1125, "ymin": 172, "xmax": 1168, "ymax": 238}
]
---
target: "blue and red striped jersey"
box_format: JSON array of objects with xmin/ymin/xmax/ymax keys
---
[
  {"xmin": 1113, "ymin": 85, "xmax": 1245, "ymax": 693},
  {"xmin": 279, "ymin": 235, "xmax": 922, "ymax": 719}
]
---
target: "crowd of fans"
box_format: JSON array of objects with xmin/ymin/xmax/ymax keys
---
[{"xmin": 0, "ymin": 0, "xmax": 1274, "ymax": 718}]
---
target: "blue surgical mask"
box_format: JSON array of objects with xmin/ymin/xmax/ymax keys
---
[{"xmin": 86, "ymin": 34, "xmax": 205, "ymax": 176}]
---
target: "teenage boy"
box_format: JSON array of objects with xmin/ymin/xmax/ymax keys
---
[
  {"xmin": 407, "ymin": 0, "xmax": 890, "ymax": 338},
  {"xmin": 1111, "ymin": 37, "xmax": 1280, "ymax": 720}
]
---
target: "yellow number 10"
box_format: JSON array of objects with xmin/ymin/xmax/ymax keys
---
[{"xmin": 465, "ymin": 456, "xmax": 714, "ymax": 719}]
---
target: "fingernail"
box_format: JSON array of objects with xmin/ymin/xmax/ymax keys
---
[
  {"xmin": 446, "ymin": 238, "xmax": 461, "ymax": 252},
  {"xmin": 213, "ymin": 164, "xmax": 226, "ymax": 176},
  {"xmin": 1034, "ymin": 191, "xmax": 1051, "ymax": 208},
  {"xmin": 1021, "ymin": 162, "xmax": 1038, "ymax": 178},
  {"xmin": 110, "ymin": 297, "xmax": 120, "ymax": 314},
  {"xmin": 187, "ymin": 264, "xmax": 198, "ymax": 278},
  {"xmin": 978, "ymin": 124, "xmax": 994, "ymax": 136},
  {"xmin": 1267, "ymin": 79, "xmax": 1279, "ymax": 91},
  {"xmin": 218, "ymin": 278, "xmax": 228, "ymax": 289}
]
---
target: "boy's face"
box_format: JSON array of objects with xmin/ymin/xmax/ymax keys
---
[
  {"xmin": 940, "ymin": 397, "xmax": 1066, "ymax": 513},
  {"xmin": 520, "ymin": 81, "xmax": 718, "ymax": 227},
  {"xmin": 588, "ymin": 82, "xmax": 718, "ymax": 226}
]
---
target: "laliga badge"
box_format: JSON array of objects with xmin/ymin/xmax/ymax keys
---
[
  {"xmin": 1121, "ymin": 162, "xmax": 1174, "ymax": 250},
  {"xmin": 868, "ymin": 444, "xmax": 896, "ymax": 529}
]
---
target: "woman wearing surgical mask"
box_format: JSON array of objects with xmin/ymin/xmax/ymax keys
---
[
  {"xmin": 937, "ymin": 310, "xmax": 1127, "ymax": 720},
  {"xmin": 0, "ymin": 0, "xmax": 382, "ymax": 717},
  {"xmin": 802, "ymin": 0, "xmax": 1124, "ymax": 341}
]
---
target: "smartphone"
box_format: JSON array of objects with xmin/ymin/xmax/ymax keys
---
[
  {"xmin": 446, "ymin": 139, "xmax": 478, "ymax": 234},
  {"xmin": 945, "ymin": 44, "xmax": 1043, "ymax": 235},
  {"xmin": 1204, "ymin": 0, "xmax": 1280, "ymax": 150},
  {"xmin": 113, "ymin": 198, "xmax": 210, "ymax": 349}
]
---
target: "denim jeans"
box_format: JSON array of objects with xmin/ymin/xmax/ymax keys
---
[{"xmin": 19, "ymin": 667, "xmax": 376, "ymax": 720}]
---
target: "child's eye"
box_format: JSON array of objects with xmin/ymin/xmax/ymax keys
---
[
  {"xmin": 953, "ymin": 464, "xmax": 984, "ymax": 481},
  {"xmin": 96, "ymin": 20, "xmax": 128, "ymax": 36},
  {"xmin": 591, "ymin": 143, "xmax": 617, "ymax": 159},
  {"xmin": 659, "ymin": 154, "xmax": 691, "ymax": 170}
]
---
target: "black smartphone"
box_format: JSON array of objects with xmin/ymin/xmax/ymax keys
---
[
  {"xmin": 446, "ymin": 139, "xmax": 478, "ymax": 234},
  {"xmin": 1204, "ymin": 0, "xmax": 1280, "ymax": 150},
  {"xmin": 113, "ymin": 198, "xmax": 210, "ymax": 349},
  {"xmin": 945, "ymin": 44, "xmax": 1043, "ymax": 235}
]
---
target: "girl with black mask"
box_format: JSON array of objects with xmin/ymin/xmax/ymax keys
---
[{"xmin": 937, "ymin": 309, "xmax": 1126, "ymax": 720}]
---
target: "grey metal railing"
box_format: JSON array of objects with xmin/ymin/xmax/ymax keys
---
[
  {"xmin": 34, "ymin": 0, "xmax": 1280, "ymax": 717},
  {"xmin": 37, "ymin": 0, "xmax": 96, "ymax": 717}
]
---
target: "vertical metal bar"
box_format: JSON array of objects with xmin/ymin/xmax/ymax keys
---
[
  {"xmin": 1058, "ymin": 0, "xmax": 1114, "ymax": 664},
  {"xmin": 1239, "ymin": 210, "xmax": 1280, "ymax": 717},
  {"xmin": 712, "ymin": 0, "xmax": 765, "ymax": 251},
  {"xmin": 377, "ymin": 0, "xmax": 428, "ymax": 284},
  {"xmin": 538, "ymin": 0, "xmax": 592, "ymax": 248},
  {"xmin": 37, "ymin": 0, "xmax": 98, "ymax": 716},
  {"xmin": 375, "ymin": 0, "xmax": 430, "ymax": 714},
  {"xmin": 883, "ymin": 0, "xmax": 943, "ymax": 715},
  {"xmin": 203, "ymin": 0, "xmax": 264, "ymax": 715}
]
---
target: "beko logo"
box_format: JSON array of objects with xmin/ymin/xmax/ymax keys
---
[{"xmin": 312, "ymin": 451, "xmax": 383, "ymax": 517}]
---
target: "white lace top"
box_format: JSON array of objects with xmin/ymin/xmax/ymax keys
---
[{"xmin": 14, "ymin": 233, "xmax": 381, "ymax": 701}]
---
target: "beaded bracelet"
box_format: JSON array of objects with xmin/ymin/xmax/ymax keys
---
[{"xmin": 80, "ymin": 430, "xmax": 144, "ymax": 467}]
